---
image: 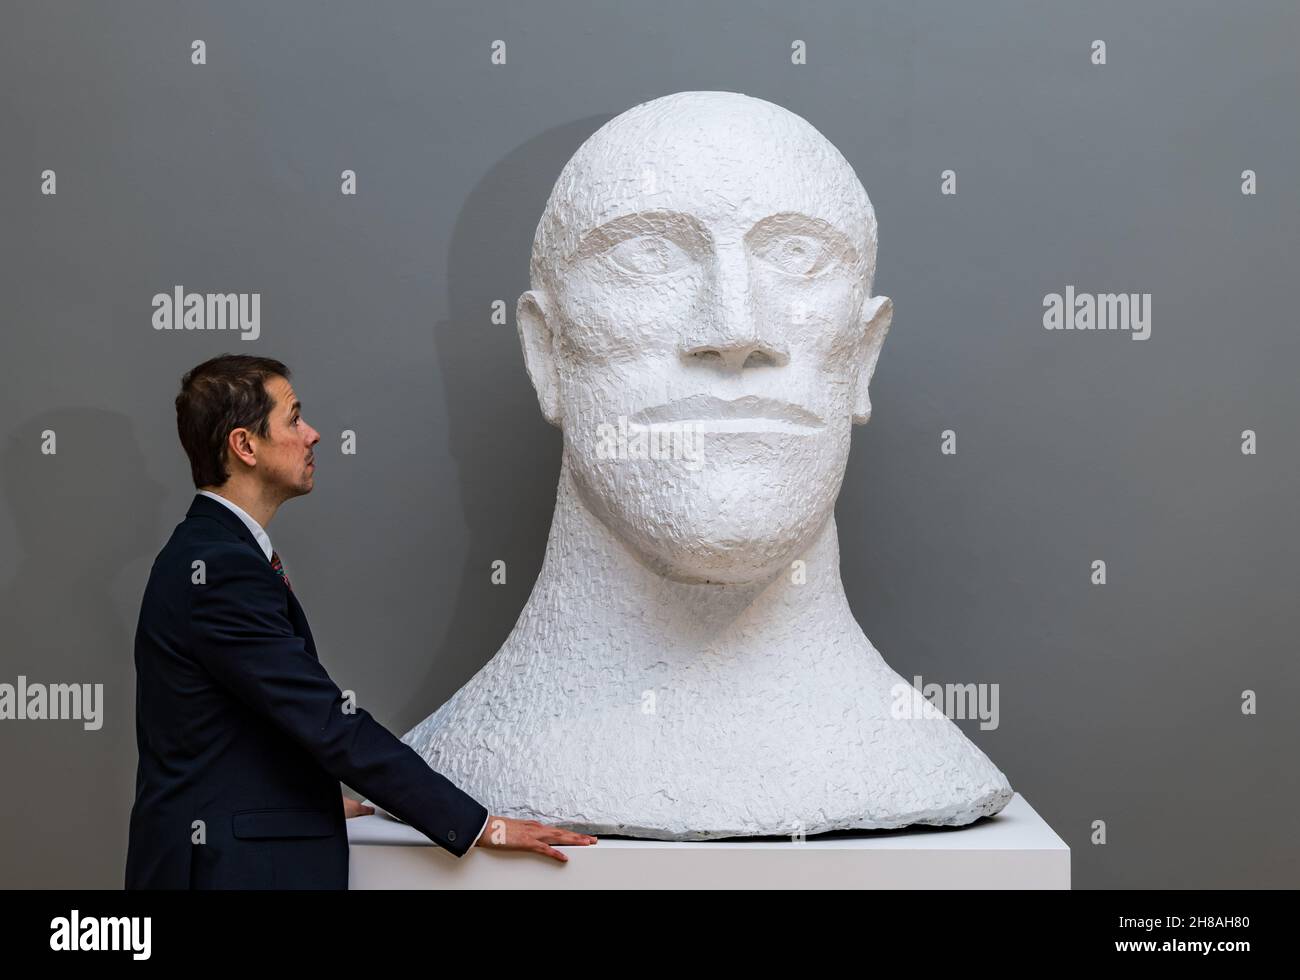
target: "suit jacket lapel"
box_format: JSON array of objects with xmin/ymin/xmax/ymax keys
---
[{"xmin": 186, "ymin": 494, "xmax": 317, "ymax": 660}]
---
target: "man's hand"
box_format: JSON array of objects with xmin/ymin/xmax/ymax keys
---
[
  {"xmin": 475, "ymin": 815, "xmax": 597, "ymax": 863},
  {"xmin": 342, "ymin": 794, "xmax": 375, "ymax": 819}
]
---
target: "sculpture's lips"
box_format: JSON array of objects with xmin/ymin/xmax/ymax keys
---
[{"xmin": 629, "ymin": 394, "xmax": 825, "ymax": 434}]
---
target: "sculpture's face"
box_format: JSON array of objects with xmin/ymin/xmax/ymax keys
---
[{"xmin": 520, "ymin": 93, "xmax": 892, "ymax": 584}]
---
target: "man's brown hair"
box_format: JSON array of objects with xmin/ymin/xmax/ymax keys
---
[{"xmin": 175, "ymin": 354, "xmax": 290, "ymax": 488}]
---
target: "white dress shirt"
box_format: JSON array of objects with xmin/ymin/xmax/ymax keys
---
[{"xmin": 195, "ymin": 490, "xmax": 491, "ymax": 848}]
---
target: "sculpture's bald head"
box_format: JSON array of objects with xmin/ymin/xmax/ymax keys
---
[{"xmin": 531, "ymin": 91, "xmax": 878, "ymax": 297}]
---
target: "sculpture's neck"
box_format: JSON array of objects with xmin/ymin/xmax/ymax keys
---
[{"xmin": 507, "ymin": 456, "xmax": 867, "ymax": 668}]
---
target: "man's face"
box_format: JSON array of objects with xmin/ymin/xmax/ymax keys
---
[
  {"xmin": 524, "ymin": 95, "xmax": 889, "ymax": 584},
  {"xmin": 257, "ymin": 375, "xmax": 319, "ymax": 500}
]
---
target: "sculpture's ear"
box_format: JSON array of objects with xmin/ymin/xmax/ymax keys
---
[
  {"xmin": 851, "ymin": 294, "xmax": 893, "ymax": 425},
  {"xmin": 516, "ymin": 289, "xmax": 562, "ymax": 427}
]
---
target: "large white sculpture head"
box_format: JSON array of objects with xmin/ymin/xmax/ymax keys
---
[{"xmin": 518, "ymin": 91, "xmax": 893, "ymax": 584}]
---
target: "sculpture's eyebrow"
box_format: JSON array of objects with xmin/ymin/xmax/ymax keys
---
[
  {"xmin": 574, "ymin": 210, "xmax": 710, "ymax": 260},
  {"xmin": 573, "ymin": 209, "xmax": 861, "ymax": 266},
  {"xmin": 746, "ymin": 212, "xmax": 859, "ymax": 262}
]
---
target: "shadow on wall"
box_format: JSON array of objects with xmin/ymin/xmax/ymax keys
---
[
  {"xmin": 394, "ymin": 116, "xmax": 616, "ymax": 729},
  {"xmin": 0, "ymin": 408, "xmax": 167, "ymax": 886}
]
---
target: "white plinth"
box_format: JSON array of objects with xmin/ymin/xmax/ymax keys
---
[{"xmin": 347, "ymin": 793, "xmax": 1069, "ymax": 889}]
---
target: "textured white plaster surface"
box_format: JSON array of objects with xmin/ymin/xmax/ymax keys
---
[{"xmin": 403, "ymin": 92, "xmax": 1013, "ymax": 839}]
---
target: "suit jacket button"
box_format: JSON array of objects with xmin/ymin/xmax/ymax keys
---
[{"xmin": 448, "ymin": 830, "xmax": 457, "ymax": 842}]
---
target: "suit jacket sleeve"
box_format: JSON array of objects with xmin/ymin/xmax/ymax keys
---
[{"xmin": 187, "ymin": 542, "xmax": 488, "ymax": 857}]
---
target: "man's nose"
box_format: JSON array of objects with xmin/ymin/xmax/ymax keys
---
[
  {"xmin": 682, "ymin": 248, "xmax": 788, "ymax": 372},
  {"xmin": 305, "ymin": 424, "xmax": 320, "ymax": 446}
]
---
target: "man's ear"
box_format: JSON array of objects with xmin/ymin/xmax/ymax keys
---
[
  {"xmin": 851, "ymin": 294, "xmax": 893, "ymax": 425},
  {"xmin": 516, "ymin": 289, "xmax": 562, "ymax": 427},
  {"xmin": 226, "ymin": 427, "xmax": 257, "ymax": 468}
]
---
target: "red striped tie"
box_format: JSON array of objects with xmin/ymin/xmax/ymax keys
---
[{"xmin": 270, "ymin": 550, "xmax": 292, "ymax": 592}]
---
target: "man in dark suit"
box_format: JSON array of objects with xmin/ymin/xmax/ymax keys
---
[{"xmin": 126, "ymin": 354, "xmax": 595, "ymax": 888}]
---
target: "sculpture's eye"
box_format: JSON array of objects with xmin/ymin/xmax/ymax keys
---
[
  {"xmin": 605, "ymin": 235, "xmax": 692, "ymax": 276},
  {"xmin": 752, "ymin": 233, "xmax": 831, "ymax": 277}
]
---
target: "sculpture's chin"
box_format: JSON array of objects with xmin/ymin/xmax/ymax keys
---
[
  {"xmin": 566, "ymin": 447, "xmax": 846, "ymax": 585},
  {"xmin": 625, "ymin": 527, "xmax": 808, "ymax": 584},
  {"xmin": 582, "ymin": 487, "xmax": 832, "ymax": 585}
]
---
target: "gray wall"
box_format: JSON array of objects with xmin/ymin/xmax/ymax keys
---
[{"xmin": 2, "ymin": 0, "xmax": 1296, "ymax": 888}]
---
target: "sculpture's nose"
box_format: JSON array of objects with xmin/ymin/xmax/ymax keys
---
[{"xmin": 682, "ymin": 247, "xmax": 789, "ymax": 372}]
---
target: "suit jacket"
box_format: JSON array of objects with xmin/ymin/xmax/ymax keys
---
[{"xmin": 125, "ymin": 493, "xmax": 488, "ymax": 889}]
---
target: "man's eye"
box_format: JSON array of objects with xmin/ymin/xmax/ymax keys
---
[
  {"xmin": 752, "ymin": 233, "xmax": 831, "ymax": 277},
  {"xmin": 604, "ymin": 235, "xmax": 691, "ymax": 276}
]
